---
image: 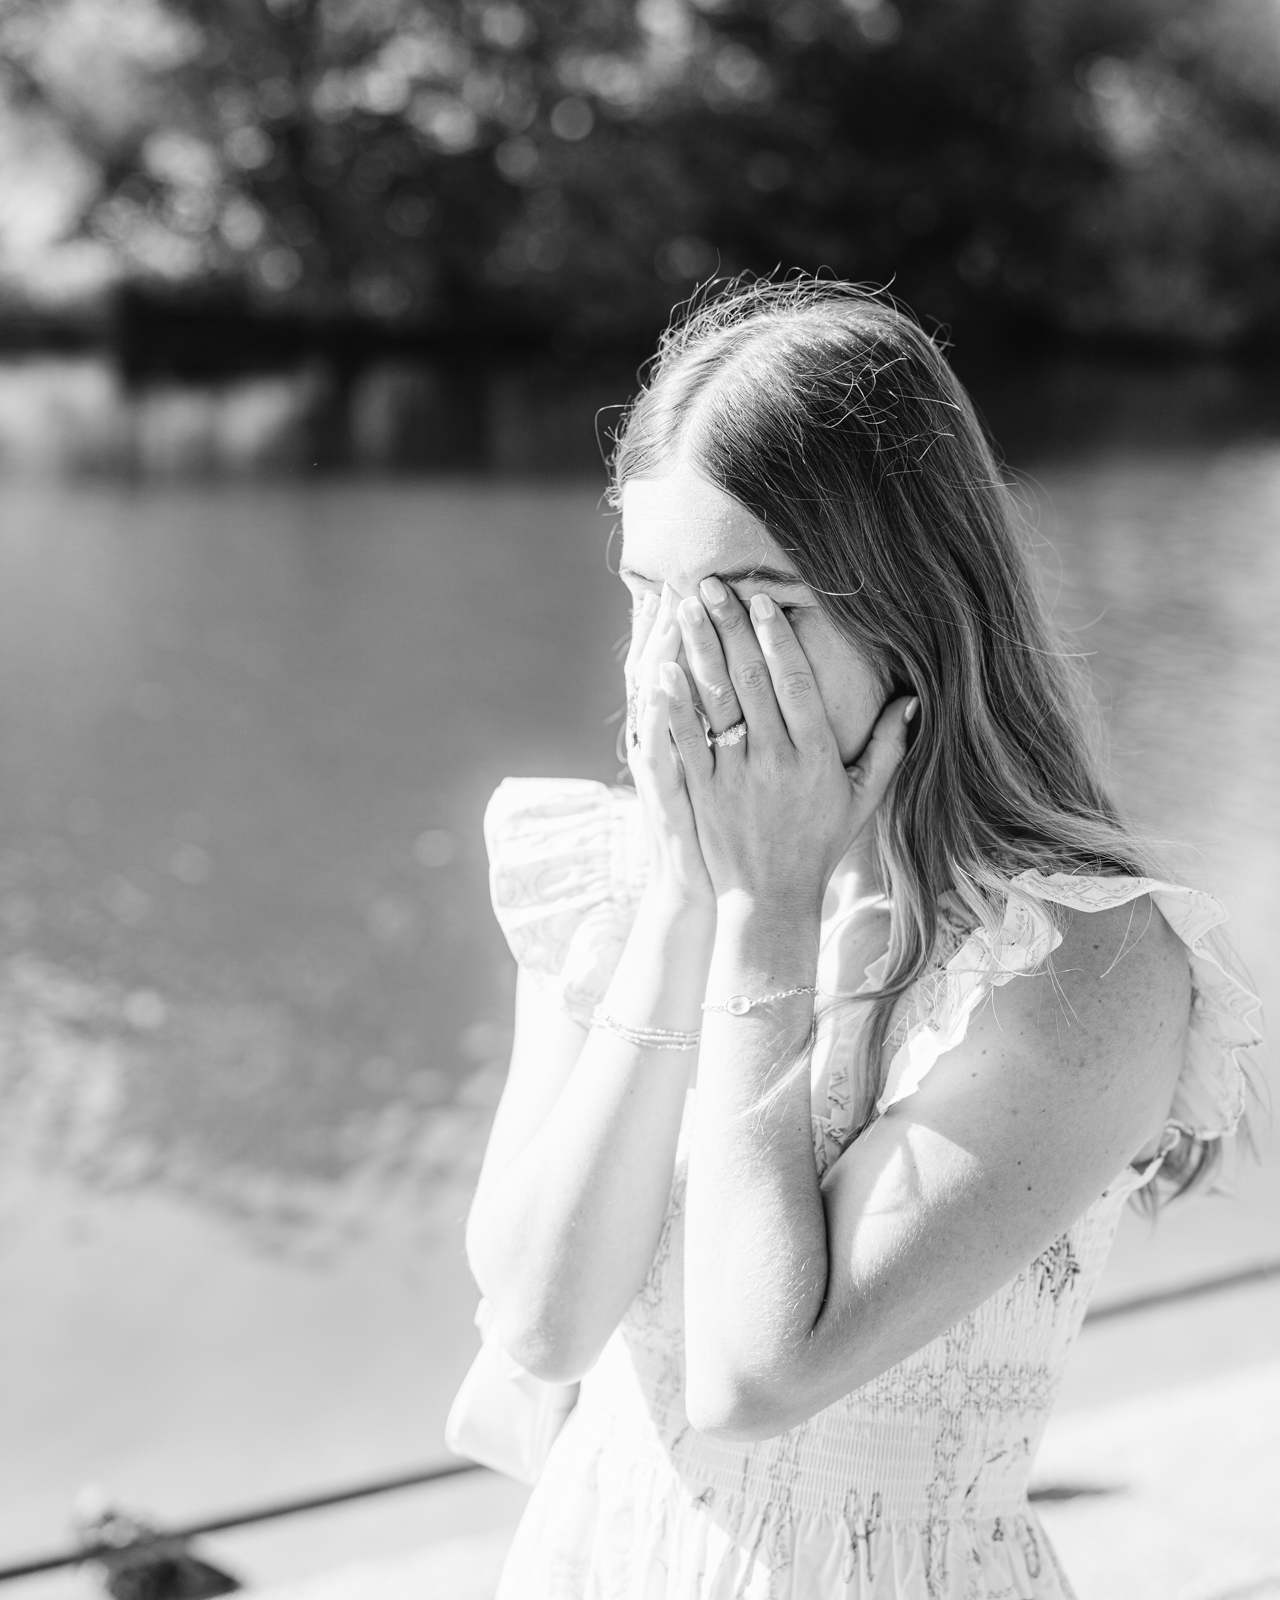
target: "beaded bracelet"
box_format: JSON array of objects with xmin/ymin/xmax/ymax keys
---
[
  {"xmin": 591, "ymin": 1008, "xmax": 701, "ymax": 1052},
  {"xmin": 701, "ymin": 984, "xmax": 818, "ymax": 1017}
]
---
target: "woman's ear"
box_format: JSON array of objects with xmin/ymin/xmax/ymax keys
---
[{"xmin": 840, "ymin": 686, "xmax": 898, "ymax": 775}]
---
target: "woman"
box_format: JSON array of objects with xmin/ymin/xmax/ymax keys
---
[{"xmin": 464, "ymin": 281, "xmax": 1260, "ymax": 1598}]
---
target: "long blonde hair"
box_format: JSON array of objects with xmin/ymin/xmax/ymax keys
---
[{"xmin": 612, "ymin": 277, "xmax": 1220, "ymax": 1203}]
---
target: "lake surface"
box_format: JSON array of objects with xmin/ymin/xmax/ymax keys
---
[{"xmin": 1, "ymin": 407, "xmax": 1278, "ymax": 1568}]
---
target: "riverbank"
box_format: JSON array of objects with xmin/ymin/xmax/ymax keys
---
[
  {"xmin": 0, "ymin": 355, "xmax": 626, "ymax": 477},
  {"xmin": 2, "ymin": 352, "xmax": 1280, "ymax": 479}
]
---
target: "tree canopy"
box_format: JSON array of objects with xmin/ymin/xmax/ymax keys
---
[{"xmin": 2, "ymin": 0, "xmax": 1279, "ymax": 354}]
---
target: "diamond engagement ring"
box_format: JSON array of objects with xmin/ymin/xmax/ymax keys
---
[{"xmin": 709, "ymin": 718, "xmax": 747, "ymax": 749}]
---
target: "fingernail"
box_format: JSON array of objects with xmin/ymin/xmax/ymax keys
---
[
  {"xmin": 700, "ymin": 576, "xmax": 727, "ymax": 606},
  {"xmin": 904, "ymin": 697, "xmax": 919, "ymax": 724},
  {"xmin": 750, "ymin": 593, "xmax": 775, "ymax": 622},
  {"xmin": 640, "ymin": 591, "xmax": 659, "ymax": 617},
  {"xmin": 647, "ymin": 682, "xmax": 662, "ymax": 705},
  {"xmin": 659, "ymin": 662, "xmax": 681, "ymax": 693},
  {"xmin": 679, "ymin": 597, "xmax": 706, "ymax": 628}
]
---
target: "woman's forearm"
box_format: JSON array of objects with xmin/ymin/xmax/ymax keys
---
[
  {"xmin": 466, "ymin": 892, "xmax": 713, "ymax": 1382},
  {"xmin": 683, "ymin": 899, "xmax": 830, "ymax": 1431}
]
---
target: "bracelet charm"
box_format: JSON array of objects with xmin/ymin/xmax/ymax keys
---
[{"xmin": 702, "ymin": 984, "xmax": 818, "ymax": 1017}]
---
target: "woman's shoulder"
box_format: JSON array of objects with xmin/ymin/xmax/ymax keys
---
[
  {"xmin": 985, "ymin": 871, "xmax": 1259, "ymax": 1145},
  {"xmin": 1031, "ymin": 887, "xmax": 1191, "ymax": 1067},
  {"xmin": 880, "ymin": 869, "xmax": 1261, "ymax": 1152},
  {"xmin": 1037, "ymin": 882, "xmax": 1189, "ymax": 993},
  {"xmin": 922, "ymin": 884, "xmax": 1185, "ymax": 1089}
]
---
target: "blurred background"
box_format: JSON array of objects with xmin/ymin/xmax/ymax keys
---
[{"xmin": 0, "ymin": 1, "xmax": 1278, "ymax": 1597}]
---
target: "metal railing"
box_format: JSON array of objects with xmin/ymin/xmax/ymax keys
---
[
  {"xmin": 0, "ymin": 1460, "xmax": 485, "ymax": 1584},
  {"xmin": 1080, "ymin": 1256, "xmax": 1280, "ymax": 1323}
]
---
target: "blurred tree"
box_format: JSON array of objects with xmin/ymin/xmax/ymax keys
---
[
  {"xmin": 646, "ymin": 0, "xmax": 1280, "ymax": 346},
  {"xmin": 0, "ymin": 0, "xmax": 1278, "ymax": 354}
]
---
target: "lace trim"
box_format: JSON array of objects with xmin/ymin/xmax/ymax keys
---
[
  {"xmin": 871, "ymin": 871, "xmax": 1261, "ymax": 1153},
  {"xmin": 485, "ymin": 778, "xmax": 648, "ymax": 1029}
]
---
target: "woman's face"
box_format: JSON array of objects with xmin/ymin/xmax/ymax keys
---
[{"xmin": 620, "ymin": 465, "xmax": 886, "ymax": 767}]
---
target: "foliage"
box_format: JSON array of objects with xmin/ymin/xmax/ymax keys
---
[{"xmin": 1, "ymin": 0, "xmax": 1279, "ymax": 351}]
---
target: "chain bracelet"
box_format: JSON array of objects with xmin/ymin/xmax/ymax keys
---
[
  {"xmin": 591, "ymin": 1008, "xmax": 701, "ymax": 1051},
  {"xmin": 701, "ymin": 984, "xmax": 818, "ymax": 1018}
]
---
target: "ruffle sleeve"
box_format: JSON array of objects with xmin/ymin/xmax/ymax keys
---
[
  {"xmin": 873, "ymin": 889, "xmax": 1059, "ymax": 1115},
  {"xmin": 876, "ymin": 871, "xmax": 1262, "ymax": 1147},
  {"xmin": 484, "ymin": 777, "xmax": 648, "ymax": 1028}
]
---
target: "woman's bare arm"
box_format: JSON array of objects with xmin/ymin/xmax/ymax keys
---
[
  {"xmin": 465, "ymin": 585, "xmax": 717, "ymax": 1383},
  {"xmin": 464, "ymin": 893, "xmax": 711, "ymax": 1383},
  {"xmin": 682, "ymin": 896, "xmax": 1189, "ymax": 1440},
  {"xmin": 655, "ymin": 572, "xmax": 1189, "ymax": 1440}
]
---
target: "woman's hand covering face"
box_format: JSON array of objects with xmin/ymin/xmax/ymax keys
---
[
  {"xmin": 620, "ymin": 467, "xmax": 914, "ymax": 918},
  {"xmin": 662, "ymin": 579, "xmax": 915, "ymax": 918},
  {"xmin": 623, "ymin": 583, "xmax": 717, "ymax": 913}
]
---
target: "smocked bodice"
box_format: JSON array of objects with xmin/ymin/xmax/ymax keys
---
[{"xmin": 587, "ymin": 1104, "xmax": 1137, "ymax": 1548}]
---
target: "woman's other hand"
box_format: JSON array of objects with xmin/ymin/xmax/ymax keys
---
[
  {"xmin": 670, "ymin": 578, "xmax": 916, "ymax": 921},
  {"xmin": 625, "ymin": 584, "xmax": 716, "ymax": 917}
]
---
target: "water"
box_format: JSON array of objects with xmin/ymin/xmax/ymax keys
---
[
  {"xmin": 0, "ymin": 480, "xmax": 632, "ymax": 1559},
  {"xmin": 0, "ymin": 481, "xmax": 629, "ymax": 1237},
  {"xmin": 0, "ymin": 422, "xmax": 1278, "ymax": 1566}
]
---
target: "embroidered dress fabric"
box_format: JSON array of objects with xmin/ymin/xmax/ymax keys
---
[{"xmin": 482, "ymin": 777, "xmax": 1262, "ymax": 1600}]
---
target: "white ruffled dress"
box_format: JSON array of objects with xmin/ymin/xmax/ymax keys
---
[{"xmin": 483, "ymin": 777, "xmax": 1261, "ymax": 1600}]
